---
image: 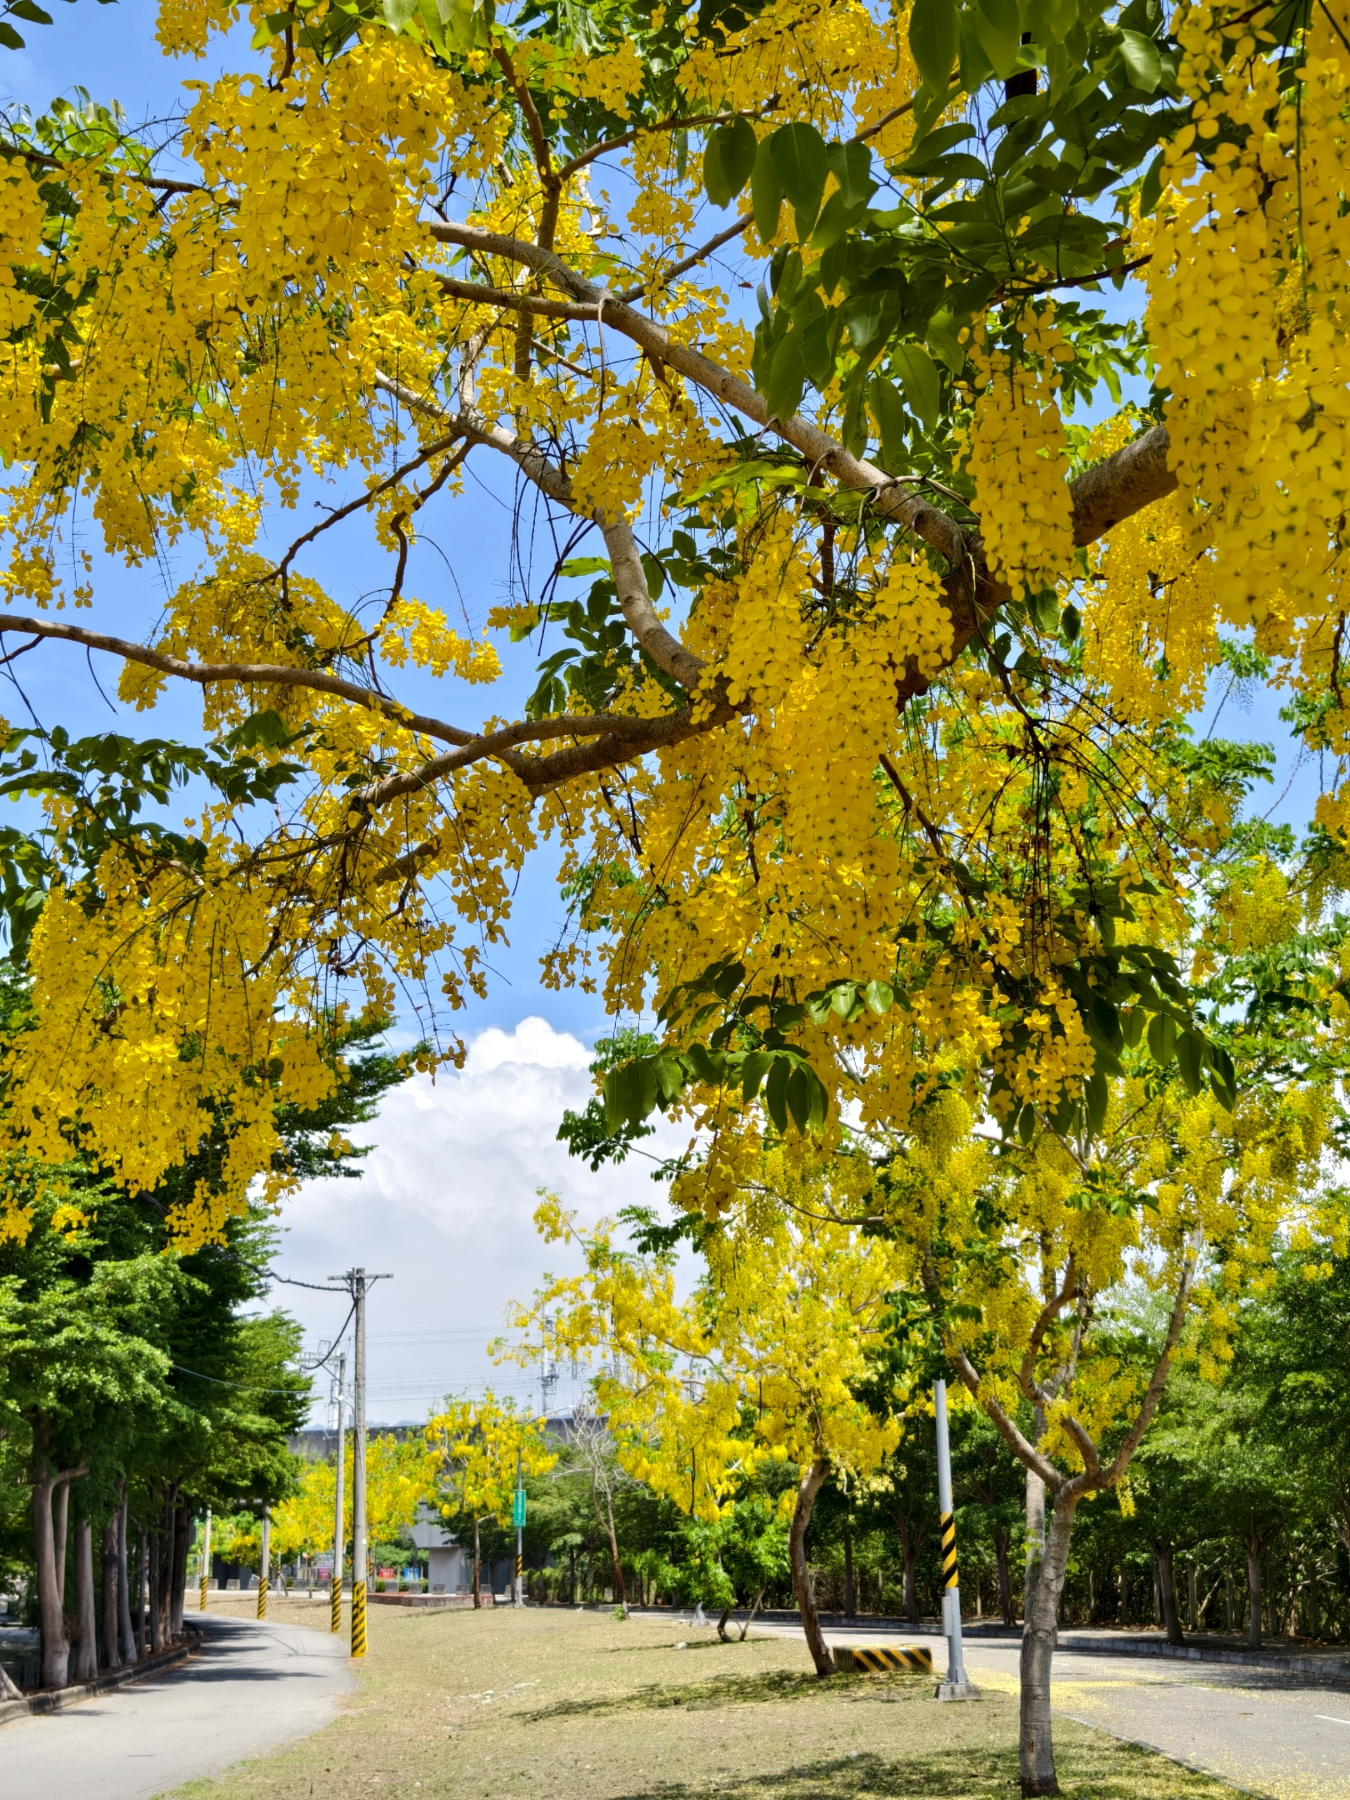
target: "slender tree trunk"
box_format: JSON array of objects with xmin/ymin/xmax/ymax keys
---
[
  {"xmin": 169, "ymin": 1497, "xmax": 189, "ymax": 1639},
  {"xmin": 472, "ymin": 1517, "xmax": 481, "ymax": 1608},
  {"xmin": 716, "ymin": 1606, "xmax": 731, "ymax": 1642},
  {"xmin": 134, "ymin": 1524, "xmax": 147, "ymax": 1658},
  {"xmin": 789, "ymin": 1457, "xmax": 831, "ymax": 1677},
  {"xmin": 54, "ymin": 1478, "xmax": 70, "ymax": 1613},
  {"xmin": 148, "ymin": 1527, "xmax": 164, "ymax": 1654},
  {"xmin": 739, "ymin": 1586, "xmax": 767, "ymax": 1641},
  {"xmin": 31, "ymin": 1458, "xmax": 70, "ymax": 1691},
  {"xmin": 1154, "ymin": 1539, "xmax": 1183, "ymax": 1645},
  {"xmin": 101, "ymin": 1515, "xmax": 122, "ymax": 1670},
  {"xmin": 1019, "ymin": 1492, "xmax": 1081, "ymax": 1797},
  {"xmin": 116, "ymin": 1502, "xmax": 134, "ymax": 1663},
  {"xmin": 843, "ymin": 1512, "xmax": 856, "ymax": 1621},
  {"xmin": 72, "ymin": 1514, "xmax": 98, "ymax": 1682},
  {"xmin": 1245, "ymin": 1535, "xmax": 1264, "ymax": 1649},
  {"xmin": 994, "ymin": 1528, "xmax": 1014, "ymax": 1627}
]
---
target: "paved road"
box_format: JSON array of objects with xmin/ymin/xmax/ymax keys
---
[
  {"xmin": 744, "ymin": 1619, "xmax": 1350, "ymax": 1799},
  {"xmin": 0, "ymin": 1614, "xmax": 354, "ymax": 1800}
]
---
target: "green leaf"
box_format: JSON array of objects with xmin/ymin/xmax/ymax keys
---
[
  {"xmin": 1083, "ymin": 1071, "xmax": 1108, "ymax": 1138},
  {"xmin": 1176, "ymin": 1031, "xmax": 1205, "ymax": 1095},
  {"xmin": 559, "ymin": 556, "xmax": 610, "ymax": 578},
  {"xmin": 825, "ymin": 140, "xmax": 875, "ymax": 210},
  {"xmin": 1119, "ymin": 28, "xmax": 1162, "ymax": 94},
  {"xmin": 864, "ymin": 978, "xmax": 895, "ymax": 1015},
  {"xmin": 889, "ymin": 342, "xmax": 941, "ymax": 434},
  {"xmin": 769, "ymin": 123, "xmax": 828, "ymax": 239},
  {"xmin": 908, "ymin": 0, "xmax": 960, "ymax": 96},
  {"xmin": 868, "ymin": 375, "xmax": 908, "ymax": 469},
  {"xmin": 704, "ymin": 116, "xmax": 758, "ymax": 207},
  {"xmin": 1017, "ymin": 1103, "xmax": 1037, "ymax": 1145},
  {"xmin": 763, "ymin": 1056, "xmax": 790, "ymax": 1133},
  {"xmin": 1146, "ymin": 1010, "xmax": 1177, "ymax": 1065},
  {"xmin": 604, "ymin": 1059, "xmax": 657, "ymax": 1132},
  {"xmin": 763, "ymin": 330, "xmax": 807, "ymax": 422},
  {"xmin": 0, "ymin": 21, "xmax": 25, "ymax": 45},
  {"xmin": 9, "ymin": 1, "xmax": 53, "ymax": 22},
  {"xmin": 381, "ymin": 0, "xmax": 416, "ymax": 28},
  {"xmin": 830, "ymin": 982, "xmax": 858, "ymax": 1019},
  {"xmin": 751, "ymin": 136, "xmax": 782, "ymax": 243},
  {"xmin": 786, "ymin": 1064, "xmax": 813, "ymax": 1134},
  {"xmin": 740, "ymin": 1049, "xmax": 772, "ymax": 1102},
  {"xmin": 1060, "ymin": 600, "xmax": 1082, "ymax": 643},
  {"xmin": 974, "ymin": 0, "xmax": 1021, "ymax": 79},
  {"xmin": 640, "ymin": 552, "xmax": 666, "ymax": 600}
]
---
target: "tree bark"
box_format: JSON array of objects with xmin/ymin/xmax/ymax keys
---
[
  {"xmin": 54, "ymin": 1477, "xmax": 70, "ymax": 1613},
  {"xmin": 117, "ymin": 1501, "xmax": 136, "ymax": 1663},
  {"xmin": 843, "ymin": 1510, "xmax": 856, "ymax": 1621},
  {"xmin": 1245, "ymin": 1535, "xmax": 1264, "ymax": 1649},
  {"xmin": 472, "ymin": 1517, "xmax": 481, "ymax": 1608},
  {"xmin": 134, "ymin": 1522, "xmax": 147, "ymax": 1658},
  {"xmin": 32, "ymin": 1466, "xmax": 69, "ymax": 1690},
  {"xmin": 994, "ymin": 1528, "xmax": 1015, "ymax": 1627},
  {"xmin": 100, "ymin": 1515, "xmax": 122, "ymax": 1671},
  {"xmin": 1024, "ymin": 1465, "xmax": 1046, "ymax": 1623},
  {"xmin": 790, "ymin": 1458, "xmax": 832, "ymax": 1678},
  {"xmin": 148, "ymin": 1525, "xmax": 164, "ymax": 1654},
  {"xmin": 168, "ymin": 1496, "xmax": 189, "ymax": 1639},
  {"xmin": 1154, "ymin": 1539, "xmax": 1184, "ymax": 1645},
  {"xmin": 1019, "ymin": 1493, "xmax": 1081, "ymax": 1797},
  {"xmin": 739, "ymin": 1586, "xmax": 767, "ymax": 1641},
  {"xmin": 72, "ymin": 1513, "xmax": 98, "ymax": 1682}
]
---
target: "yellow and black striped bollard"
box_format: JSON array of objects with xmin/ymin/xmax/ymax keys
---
[
  {"xmin": 256, "ymin": 1571, "xmax": 268, "ymax": 1620},
  {"xmin": 200, "ymin": 1572, "xmax": 208, "ymax": 1612},
  {"xmin": 331, "ymin": 1574, "xmax": 343, "ymax": 1635},
  {"xmin": 351, "ymin": 1580, "xmax": 367, "ymax": 1658}
]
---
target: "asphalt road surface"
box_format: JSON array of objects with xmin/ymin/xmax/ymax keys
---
[
  {"xmin": 0, "ymin": 1613, "xmax": 354, "ymax": 1800},
  {"xmin": 746, "ymin": 1618, "xmax": 1350, "ymax": 1800}
]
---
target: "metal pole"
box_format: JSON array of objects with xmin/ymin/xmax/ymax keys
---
[
  {"xmin": 331, "ymin": 1351, "xmax": 346, "ymax": 1635},
  {"xmin": 352, "ymin": 1269, "xmax": 368, "ymax": 1658},
  {"xmin": 258, "ymin": 1508, "xmax": 270, "ymax": 1619},
  {"xmin": 935, "ymin": 1379, "xmax": 977, "ymax": 1699},
  {"xmin": 514, "ymin": 1446, "xmax": 525, "ymax": 1606},
  {"xmin": 200, "ymin": 1508, "xmax": 211, "ymax": 1612}
]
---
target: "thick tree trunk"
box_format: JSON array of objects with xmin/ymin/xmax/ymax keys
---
[
  {"xmin": 117, "ymin": 1502, "xmax": 136, "ymax": 1663},
  {"xmin": 1245, "ymin": 1536, "xmax": 1264, "ymax": 1649},
  {"xmin": 789, "ymin": 1457, "xmax": 832, "ymax": 1677},
  {"xmin": 1024, "ymin": 1466, "xmax": 1046, "ymax": 1622},
  {"xmin": 994, "ymin": 1528, "xmax": 1014, "ymax": 1627},
  {"xmin": 32, "ymin": 1465, "xmax": 70, "ymax": 1691},
  {"xmin": 1154, "ymin": 1539, "xmax": 1184, "ymax": 1645},
  {"xmin": 101, "ymin": 1515, "xmax": 122, "ymax": 1670},
  {"xmin": 72, "ymin": 1514, "xmax": 99, "ymax": 1682},
  {"xmin": 1019, "ymin": 1492, "xmax": 1080, "ymax": 1797},
  {"xmin": 169, "ymin": 1497, "xmax": 189, "ymax": 1639}
]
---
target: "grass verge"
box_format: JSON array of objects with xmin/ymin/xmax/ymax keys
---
[{"xmin": 168, "ymin": 1598, "xmax": 1247, "ymax": 1799}]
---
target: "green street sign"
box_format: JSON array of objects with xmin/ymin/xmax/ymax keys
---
[{"xmin": 512, "ymin": 1491, "xmax": 526, "ymax": 1529}]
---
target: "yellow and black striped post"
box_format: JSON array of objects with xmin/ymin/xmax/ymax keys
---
[
  {"xmin": 833, "ymin": 1644, "xmax": 934, "ymax": 1674},
  {"xmin": 331, "ymin": 1572, "xmax": 343, "ymax": 1635},
  {"xmin": 934, "ymin": 1378, "xmax": 975, "ymax": 1698},
  {"xmin": 200, "ymin": 1506, "xmax": 211, "ymax": 1612},
  {"xmin": 351, "ymin": 1579, "xmax": 367, "ymax": 1658},
  {"xmin": 257, "ymin": 1509, "xmax": 270, "ymax": 1620}
]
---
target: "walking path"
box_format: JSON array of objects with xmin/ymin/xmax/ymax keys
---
[
  {"xmin": 742, "ymin": 1617, "xmax": 1350, "ymax": 1798},
  {"xmin": 0, "ymin": 1613, "xmax": 354, "ymax": 1800}
]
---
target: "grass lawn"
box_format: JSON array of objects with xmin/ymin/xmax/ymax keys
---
[{"xmin": 170, "ymin": 1598, "xmax": 1245, "ymax": 1800}]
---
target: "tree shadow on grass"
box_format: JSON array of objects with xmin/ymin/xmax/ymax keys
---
[
  {"xmin": 518, "ymin": 1669, "xmax": 947, "ymax": 1725},
  {"xmin": 603, "ymin": 1737, "xmax": 1235, "ymax": 1800}
]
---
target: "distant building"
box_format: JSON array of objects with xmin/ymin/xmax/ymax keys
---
[{"xmin": 407, "ymin": 1504, "xmax": 468, "ymax": 1593}]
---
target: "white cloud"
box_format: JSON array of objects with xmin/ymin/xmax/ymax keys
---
[{"xmin": 272, "ymin": 1016, "xmax": 681, "ymax": 1424}]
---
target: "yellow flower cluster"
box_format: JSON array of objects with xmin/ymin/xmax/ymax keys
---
[
  {"xmin": 965, "ymin": 308, "xmax": 1077, "ymax": 600},
  {"xmin": 0, "ymin": 158, "xmax": 43, "ymax": 338}
]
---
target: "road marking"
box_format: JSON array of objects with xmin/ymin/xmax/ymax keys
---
[{"xmin": 1314, "ymin": 1714, "xmax": 1350, "ymax": 1726}]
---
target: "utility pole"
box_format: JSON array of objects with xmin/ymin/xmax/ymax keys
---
[
  {"xmin": 513, "ymin": 1446, "xmax": 525, "ymax": 1607},
  {"xmin": 258, "ymin": 1508, "xmax": 270, "ymax": 1620},
  {"xmin": 934, "ymin": 1379, "xmax": 978, "ymax": 1701},
  {"xmin": 200, "ymin": 1508, "xmax": 211, "ymax": 1612},
  {"xmin": 331, "ymin": 1349, "xmax": 346, "ymax": 1636},
  {"xmin": 331, "ymin": 1267, "xmax": 391, "ymax": 1659}
]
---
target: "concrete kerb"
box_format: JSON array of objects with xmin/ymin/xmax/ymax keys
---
[
  {"xmin": 1054, "ymin": 1631, "xmax": 1350, "ymax": 1686},
  {"xmin": 0, "ymin": 1634, "xmax": 200, "ymax": 1729}
]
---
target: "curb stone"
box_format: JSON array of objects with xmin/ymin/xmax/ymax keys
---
[{"xmin": 0, "ymin": 1636, "xmax": 199, "ymax": 1728}]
